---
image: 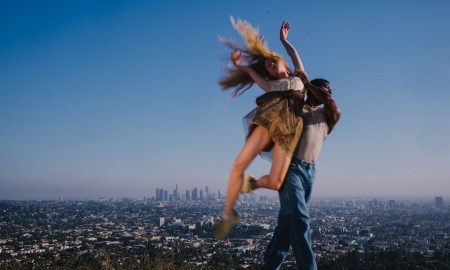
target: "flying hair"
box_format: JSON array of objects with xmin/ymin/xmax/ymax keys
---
[{"xmin": 219, "ymin": 17, "xmax": 290, "ymax": 98}]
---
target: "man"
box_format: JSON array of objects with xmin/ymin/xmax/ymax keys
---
[{"xmin": 261, "ymin": 78, "xmax": 340, "ymax": 270}]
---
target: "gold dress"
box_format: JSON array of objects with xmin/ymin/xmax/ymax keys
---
[{"xmin": 243, "ymin": 76, "xmax": 305, "ymax": 160}]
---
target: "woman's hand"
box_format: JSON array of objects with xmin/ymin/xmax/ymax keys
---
[
  {"xmin": 231, "ymin": 49, "xmax": 271, "ymax": 92},
  {"xmin": 231, "ymin": 49, "xmax": 251, "ymax": 73},
  {"xmin": 280, "ymin": 21, "xmax": 291, "ymax": 41},
  {"xmin": 231, "ymin": 49, "xmax": 243, "ymax": 67}
]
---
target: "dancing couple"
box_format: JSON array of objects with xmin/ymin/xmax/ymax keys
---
[{"xmin": 215, "ymin": 17, "xmax": 341, "ymax": 270}]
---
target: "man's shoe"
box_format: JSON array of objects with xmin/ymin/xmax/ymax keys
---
[
  {"xmin": 214, "ymin": 210, "xmax": 240, "ymax": 240},
  {"xmin": 240, "ymin": 174, "xmax": 256, "ymax": 194}
]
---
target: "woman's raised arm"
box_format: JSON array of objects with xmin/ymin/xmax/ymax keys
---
[{"xmin": 280, "ymin": 21, "xmax": 305, "ymax": 73}]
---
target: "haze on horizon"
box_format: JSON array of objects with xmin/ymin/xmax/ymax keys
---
[{"xmin": 1, "ymin": 1, "xmax": 450, "ymax": 201}]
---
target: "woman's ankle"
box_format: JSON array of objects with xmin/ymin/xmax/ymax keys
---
[{"xmin": 250, "ymin": 179, "xmax": 258, "ymax": 190}]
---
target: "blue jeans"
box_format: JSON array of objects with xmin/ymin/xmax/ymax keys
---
[{"xmin": 262, "ymin": 157, "xmax": 317, "ymax": 270}]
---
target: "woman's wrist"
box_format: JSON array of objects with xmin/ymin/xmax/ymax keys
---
[{"xmin": 236, "ymin": 65, "xmax": 251, "ymax": 73}]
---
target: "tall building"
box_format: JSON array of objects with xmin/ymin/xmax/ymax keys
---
[
  {"xmin": 435, "ymin": 196, "xmax": 444, "ymax": 209},
  {"xmin": 173, "ymin": 184, "xmax": 180, "ymax": 200},
  {"xmin": 389, "ymin": 200, "xmax": 395, "ymax": 208},
  {"xmin": 200, "ymin": 190, "xmax": 204, "ymax": 200},
  {"xmin": 164, "ymin": 190, "xmax": 168, "ymax": 201},
  {"xmin": 192, "ymin": 188, "xmax": 198, "ymax": 200},
  {"xmin": 185, "ymin": 190, "xmax": 190, "ymax": 201}
]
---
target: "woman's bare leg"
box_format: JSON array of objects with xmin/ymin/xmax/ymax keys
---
[
  {"xmin": 252, "ymin": 143, "xmax": 292, "ymax": 190},
  {"xmin": 223, "ymin": 126, "xmax": 271, "ymax": 216}
]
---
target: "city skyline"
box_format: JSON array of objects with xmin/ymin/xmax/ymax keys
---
[
  {"xmin": 1, "ymin": 197, "xmax": 449, "ymax": 268},
  {"xmin": 2, "ymin": 182, "xmax": 449, "ymax": 203},
  {"xmin": 1, "ymin": 1, "xmax": 450, "ymax": 200}
]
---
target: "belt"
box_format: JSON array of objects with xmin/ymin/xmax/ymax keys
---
[{"xmin": 291, "ymin": 157, "xmax": 315, "ymax": 168}]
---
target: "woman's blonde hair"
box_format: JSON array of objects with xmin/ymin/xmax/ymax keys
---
[{"xmin": 219, "ymin": 17, "xmax": 291, "ymax": 98}]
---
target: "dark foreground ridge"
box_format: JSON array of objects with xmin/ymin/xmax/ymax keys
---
[{"xmin": 2, "ymin": 248, "xmax": 450, "ymax": 269}]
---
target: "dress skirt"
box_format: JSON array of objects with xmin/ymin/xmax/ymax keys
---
[{"xmin": 243, "ymin": 90, "xmax": 304, "ymax": 161}]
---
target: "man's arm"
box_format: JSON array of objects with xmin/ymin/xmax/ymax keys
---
[
  {"xmin": 306, "ymin": 83, "xmax": 341, "ymax": 133},
  {"xmin": 280, "ymin": 21, "xmax": 305, "ymax": 72}
]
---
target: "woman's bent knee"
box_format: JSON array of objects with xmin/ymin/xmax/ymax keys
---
[{"xmin": 269, "ymin": 177, "xmax": 284, "ymax": 190}]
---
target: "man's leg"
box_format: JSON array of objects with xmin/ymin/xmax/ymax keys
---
[
  {"xmin": 286, "ymin": 161, "xmax": 317, "ymax": 270},
  {"xmin": 261, "ymin": 172, "xmax": 292, "ymax": 270}
]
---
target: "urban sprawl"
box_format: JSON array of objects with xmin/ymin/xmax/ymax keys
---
[{"xmin": 0, "ymin": 187, "xmax": 448, "ymax": 268}]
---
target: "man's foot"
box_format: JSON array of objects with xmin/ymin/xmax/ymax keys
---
[
  {"xmin": 214, "ymin": 210, "xmax": 240, "ymax": 240},
  {"xmin": 240, "ymin": 174, "xmax": 256, "ymax": 194}
]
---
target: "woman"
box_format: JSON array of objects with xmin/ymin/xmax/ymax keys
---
[{"xmin": 214, "ymin": 18, "xmax": 309, "ymax": 240}]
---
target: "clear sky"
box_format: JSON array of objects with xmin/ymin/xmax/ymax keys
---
[{"xmin": 1, "ymin": 0, "xmax": 450, "ymax": 200}]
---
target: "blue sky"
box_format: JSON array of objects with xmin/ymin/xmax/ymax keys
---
[{"xmin": 1, "ymin": 0, "xmax": 450, "ymax": 200}]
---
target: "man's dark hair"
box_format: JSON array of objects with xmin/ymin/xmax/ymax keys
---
[{"xmin": 310, "ymin": 78, "xmax": 331, "ymax": 94}]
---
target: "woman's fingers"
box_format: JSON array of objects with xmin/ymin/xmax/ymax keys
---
[{"xmin": 231, "ymin": 49, "xmax": 242, "ymax": 66}]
